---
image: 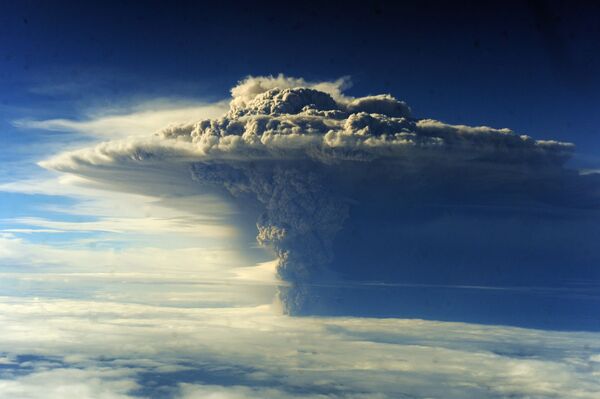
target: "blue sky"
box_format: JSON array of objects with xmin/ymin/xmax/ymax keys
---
[{"xmin": 1, "ymin": 1, "xmax": 600, "ymax": 398}]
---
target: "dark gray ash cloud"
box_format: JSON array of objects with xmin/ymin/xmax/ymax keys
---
[{"xmin": 42, "ymin": 74, "xmax": 598, "ymax": 316}]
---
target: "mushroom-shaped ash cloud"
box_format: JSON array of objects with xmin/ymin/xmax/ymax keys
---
[{"xmin": 43, "ymin": 75, "xmax": 598, "ymax": 316}]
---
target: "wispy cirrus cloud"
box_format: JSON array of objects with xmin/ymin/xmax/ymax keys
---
[
  {"xmin": 13, "ymin": 99, "xmax": 229, "ymax": 139},
  {"xmin": 4, "ymin": 216, "xmax": 233, "ymax": 238}
]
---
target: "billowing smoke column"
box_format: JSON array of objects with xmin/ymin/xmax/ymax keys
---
[
  {"xmin": 190, "ymin": 161, "xmax": 349, "ymax": 311},
  {"xmin": 44, "ymin": 75, "xmax": 593, "ymax": 315},
  {"xmin": 155, "ymin": 75, "xmax": 575, "ymax": 314}
]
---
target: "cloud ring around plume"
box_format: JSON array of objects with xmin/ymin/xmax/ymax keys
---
[{"xmin": 41, "ymin": 74, "xmax": 589, "ymax": 315}]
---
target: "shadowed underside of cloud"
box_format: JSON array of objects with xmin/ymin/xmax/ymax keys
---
[{"xmin": 41, "ymin": 74, "xmax": 600, "ymax": 319}]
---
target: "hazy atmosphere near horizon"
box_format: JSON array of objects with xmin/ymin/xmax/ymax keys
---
[{"xmin": 1, "ymin": 1, "xmax": 600, "ymax": 398}]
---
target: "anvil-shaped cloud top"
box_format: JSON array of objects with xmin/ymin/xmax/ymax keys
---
[{"xmin": 43, "ymin": 75, "xmax": 596, "ymax": 315}]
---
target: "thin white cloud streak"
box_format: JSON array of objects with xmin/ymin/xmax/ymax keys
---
[
  {"xmin": 6, "ymin": 216, "xmax": 233, "ymax": 238},
  {"xmin": 1, "ymin": 228, "xmax": 67, "ymax": 234},
  {"xmin": 580, "ymin": 169, "xmax": 600, "ymax": 175}
]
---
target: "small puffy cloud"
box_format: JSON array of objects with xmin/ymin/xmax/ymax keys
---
[{"xmin": 229, "ymin": 74, "xmax": 352, "ymax": 109}]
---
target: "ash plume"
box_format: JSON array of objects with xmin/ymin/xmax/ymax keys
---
[{"xmin": 42, "ymin": 74, "xmax": 598, "ymax": 315}]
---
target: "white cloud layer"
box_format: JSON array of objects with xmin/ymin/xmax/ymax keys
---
[{"xmin": 0, "ymin": 297, "xmax": 599, "ymax": 398}]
